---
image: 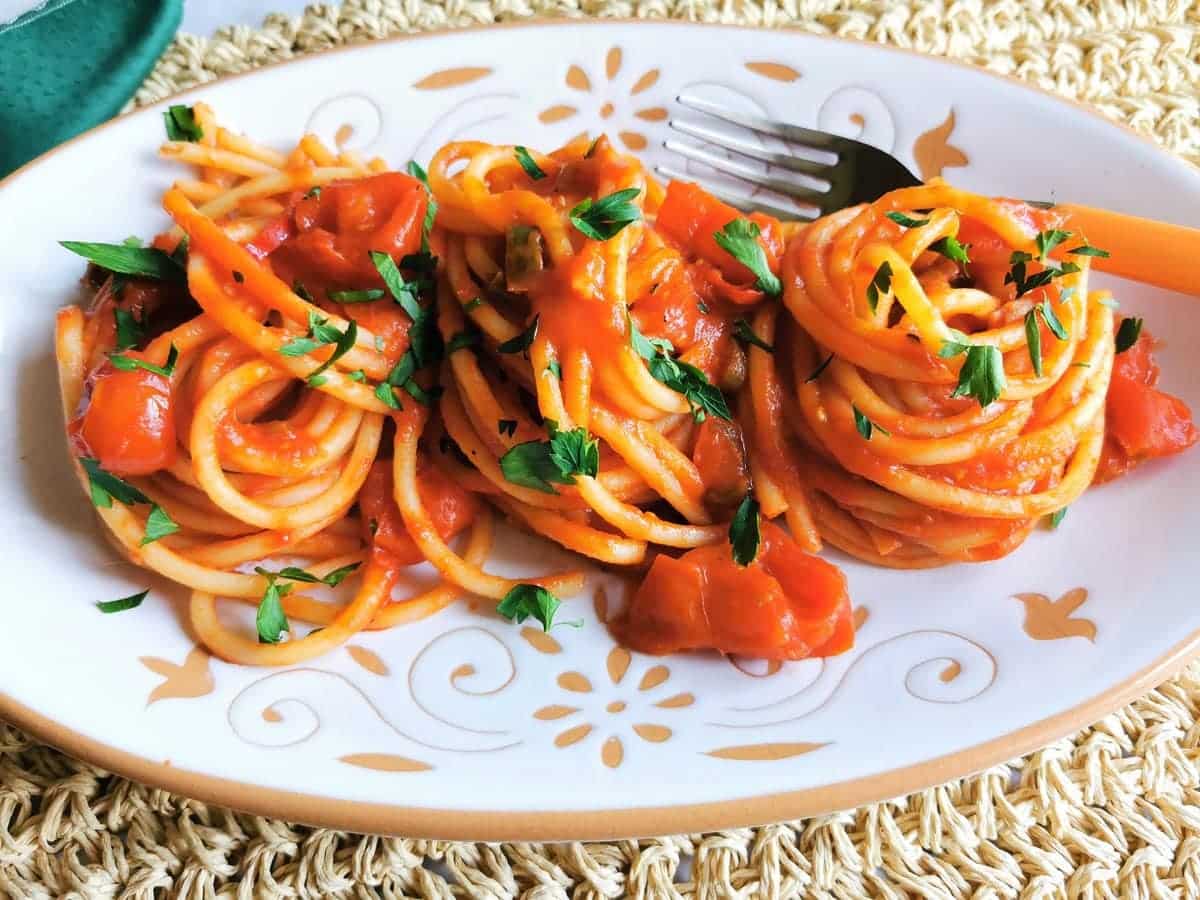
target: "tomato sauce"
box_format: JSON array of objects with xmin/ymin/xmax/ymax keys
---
[
  {"xmin": 1096, "ymin": 328, "xmax": 1197, "ymax": 482},
  {"xmin": 358, "ymin": 458, "xmax": 479, "ymax": 574},
  {"xmin": 248, "ymin": 172, "xmax": 428, "ymax": 293},
  {"xmin": 614, "ymin": 521, "xmax": 853, "ymax": 660}
]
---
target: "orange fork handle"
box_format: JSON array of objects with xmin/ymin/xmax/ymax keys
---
[{"xmin": 1059, "ymin": 203, "xmax": 1200, "ymax": 297}]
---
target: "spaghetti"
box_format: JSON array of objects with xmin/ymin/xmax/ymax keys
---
[{"xmin": 54, "ymin": 105, "xmax": 1195, "ymax": 664}]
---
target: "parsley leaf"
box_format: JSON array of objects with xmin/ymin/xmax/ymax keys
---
[
  {"xmin": 930, "ymin": 236, "xmax": 971, "ymax": 265},
  {"xmin": 1023, "ymin": 301, "xmax": 1066, "ymax": 379},
  {"xmin": 374, "ymin": 382, "xmax": 402, "ymax": 410},
  {"xmin": 499, "ymin": 421, "xmax": 599, "ymax": 494},
  {"xmin": 1115, "ymin": 316, "xmax": 1144, "ymax": 354},
  {"xmin": 80, "ymin": 457, "xmax": 150, "ymax": 508},
  {"xmin": 729, "ymin": 494, "xmax": 761, "ymax": 566},
  {"xmin": 255, "ymin": 574, "xmax": 291, "ymax": 644},
  {"xmin": 445, "ymin": 329, "xmax": 481, "ymax": 355},
  {"xmin": 1067, "ymin": 244, "xmax": 1110, "ymax": 258},
  {"xmin": 945, "ymin": 343, "xmax": 1007, "ymax": 408},
  {"xmin": 109, "ymin": 343, "xmax": 179, "ymax": 378},
  {"xmin": 163, "ymin": 105, "xmax": 203, "ymax": 142},
  {"xmin": 113, "ymin": 308, "xmax": 144, "ymax": 351},
  {"xmin": 96, "ymin": 589, "xmax": 149, "ymax": 614},
  {"xmin": 853, "ymin": 405, "xmax": 890, "ymax": 440},
  {"xmin": 1006, "ymin": 250, "xmax": 1080, "ymax": 298},
  {"xmin": 546, "ymin": 360, "xmax": 562, "ymax": 379},
  {"xmin": 498, "ymin": 316, "xmax": 539, "ymax": 354},
  {"xmin": 496, "ymin": 584, "xmax": 580, "ymax": 632},
  {"xmin": 1048, "ymin": 507, "xmax": 1068, "ymax": 529},
  {"xmin": 498, "ymin": 419, "xmax": 518, "ymax": 437},
  {"xmin": 328, "ymin": 288, "xmax": 385, "ymax": 303},
  {"xmin": 463, "ymin": 297, "xmax": 484, "ymax": 312},
  {"xmin": 60, "ymin": 242, "xmax": 184, "ymax": 281},
  {"xmin": 1035, "ymin": 229, "xmax": 1072, "ymax": 260},
  {"xmin": 713, "ymin": 219, "xmax": 782, "ymax": 297},
  {"xmin": 514, "ymin": 146, "xmax": 546, "ymax": 180},
  {"xmin": 806, "ymin": 352, "xmax": 835, "ymax": 382},
  {"xmin": 306, "ymin": 319, "xmax": 358, "ymax": 385},
  {"xmin": 140, "ymin": 505, "xmax": 180, "ymax": 546},
  {"xmin": 866, "ymin": 260, "xmax": 893, "ymax": 313},
  {"xmin": 1024, "ymin": 308, "xmax": 1044, "ymax": 377},
  {"xmin": 733, "ymin": 318, "xmax": 773, "ymax": 353},
  {"xmin": 257, "ymin": 563, "xmax": 361, "ymax": 587},
  {"xmin": 369, "ymin": 250, "xmax": 422, "ymax": 320},
  {"xmin": 407, "ymin": 160, "xmax": 438, "ymax": 252},
  {"xmin": 886, "ymin": 211, "xmax": 931, "ymax": 228},
  {"xmin": 628, "ymin": 317, "xmax": 730, "ymax": 422},
  {"xmin": 570, "ymin": 188, "xmax": 641, "ymax": 241},
  {"xmin": 304, "ymin": 186, "xmax": 322, "ymax": 200}
]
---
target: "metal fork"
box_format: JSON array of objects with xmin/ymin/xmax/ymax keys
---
[
  {"xmin": 659, "ymin": 94, "xmax": 1200, "ymax": 296},
  {"xmin": 659, "ymin": 94, "xmax": 922, "ymax": 221}
]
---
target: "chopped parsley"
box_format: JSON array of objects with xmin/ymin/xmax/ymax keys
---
[
  {"xmin": 80, "ymin": 457, "xmax": 151, "ymax": 508},
  {"xmin": 497, "ymin": 316, "xmax": 539, "ymax": 355},
  {"xmin": 140, "ymin": 505, "xmax": 180, "ymax": 546},
  {"xmin": 108, "ymin": 343, "xmax": 179, "ymax": 378},
  {"xmin": 1034, "ymin": 229, "xmax": 1072, "ymax": 260},
  {"xmin": 60, "ymin": 241, "xmax": 184, "ymax": 281},
  {"xmin": 463, "ymin": 297, "xmax": 484, "ymax": 312},
  {"xmin": 866, "ymin": 260, "xmax": 893, "ymax": 314},
  {"xmin": 499, "ymin": 420, "xmax": 599, "ymax": 494},
  {"xmin": 113, "ymin": 308, "xmax": 144, "ymax": 351},
  {"xmin": 806, "ymin": 352, "xmax": 835, "ymax": 383},
  {"xmin": 1006, "ymin": 249, "xmax": 1079, "ymax": 298},
  {"xmin": 713, "ymin": 219, "xmax": 781, "ymax": 297},
  {"xmin": 628, "ymin": 317, "xmax": 730, "ymax": 423},
  {"xmin": 514, "ymin": 146, "xmax": 546, "ymax": 180},
  {"xmin": 97, "ymin": 590, "xmax": 149, "ymax": 614},
  {"xmin": 733, "ymin": 318, "xmax": 773, "ymax": 353},
  {"xmin": 407, "ymin": 160, "xmax": 438, "ymax": 252},
  {"xmin": 496, "ymin": 584, "xmax": 581, "ymax": 632},
  {"xmin": 940, "ymin": 334, "xmax": 1006, "ymax": 408},
  {"xmin": 1023, "ymin": 300, "xmax": 1067, "ymax": 377},
  {"xmin": 163, "ymin": 104, "xmax": 203, "ymax": 142},
  {"xmin": 570, "ymin": 188, "xmax": 641, "ymax": 241},
  {"xmin": 1048, "ymin": 507, "xmax": 1068, "ymax": 529},
  {"xmin": 929, "ymin": 236, "xmax": 971, "ymax": 265},
  {"xmin": 852, "ymin": 405, "xmax": 890, "ymax": 440},
  {"xmin": 886, "ymin": 211, "xmax": 931, "ymax": 228},
  {"xmin": 729, "ymin": 494, "xmax": 761, "ymax": 567},
  {"xmin": 445, "ymin": 329, "xmax": 481, "ymax": 355},
  {"xmin": 1115, "ymin": 317, "xmax": 1144, "ymax": 354},
  {"xmin": 546, "ymin": 360, "xmax": 562, "ymax": 379},
  {"xmin": 1067, "ymin": 244, "xmax": 1110, "ymax": 258},
  {"xmin": 328, "ymin": 288, "xmax": 385, "ymax": 303}
]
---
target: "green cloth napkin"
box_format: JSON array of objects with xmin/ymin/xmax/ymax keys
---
[{"xmin": 0, "ymin": 0, "xmax": 181, "ymax": 176}]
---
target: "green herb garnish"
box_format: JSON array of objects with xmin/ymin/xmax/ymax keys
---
[
  {"xmin": 930, "ymin": 236, "xmax": 971, "ymax": 265},
  {"xmin": 499, "ymin": 420, "xmax": 599, "ymax": 494},
  {"xmin": 806, "ymin": 352, "xmax": 835, "ymax": 383},
  {"xmin": 570, "ymin": 188, "xmax": 641, "ymax": 241},
  {"xmin": 866, "ymin": 260, "xmax": 893, "ymax": 314},
  {"xmin": 140, "ymin": 505, "xmax": 180, "ymax": 546},
  {"xmin": 113, "ymin": 308, "xmax": 144, "ymax": 351},
  {"xmin": 515, "ymin": 146, "xmax": 546, "ymax": 180},
  {"xmin": 629, "ymin": 317, "xmax": 731, "ymax": 423},
  {"xmin": 163, "ymin": 105, "xmax": 203, "ymax": 142},
  {"xmin": 80, "ymin": 457, "xmax": 150, "ymax": 508},
  {"xmin": 886, "ymin": 211, "xmax": 931, "ymax": 228},
  {"xmin": 328, "ymin": 288, "xmax": 385, "ymax": 303},
  {"xmin": 496, "ymin": 584, "xmax": 580, "ymax": 632},
  {"xmin": 60, "ymin": 242, "xmax": 183, "ymax": 281},
  {"xmin": 713, "ymin": 218, "xmax": 781, "ymax": 297},
  {"xmin": 729, "ymin": 494, "xmax": 761, "ymax": 567},
  {"xmin": 733, "ymin": 318, "xmax": 773, "ymax": 353},
  {"xmin": 97, "ymin": 590, "xmax": 149, "ymax": 614},
  {"xmin": 852, "ymin": 405, "xmax": 890, "ymax": 440},
  {"xmin": 108, "ymin": 343, "xmax": 179, "ymax": 378},
  {"xmin": 941, "ymin": 337, "xmax": 1006, "ymax": 408},
  {"xmin": 497, "ymin": 316, "xmax": 539, "ymax": 355},
  {"xmin": 1115, "ymin": 317, "xmax": 1144, "ymax": 354}
]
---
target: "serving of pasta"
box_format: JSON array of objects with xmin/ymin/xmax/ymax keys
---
[{"xmin": 55, "ymin": 103, "xmax": 1197, "ymax": 668}]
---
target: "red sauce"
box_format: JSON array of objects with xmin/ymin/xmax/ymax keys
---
[
  {"xmin": 614, "ymin": 521, "xmax": 853, "ymax": 660},
  {"xmin": 70, "ymin": 356, "xmax": 177, "ymax": 476},
  {"xmin": 1096, "ymin": 329, "xmax": 1198, "ymax": 482},
  {"xmin": 248, "ymin": 172, "xmax": 428, "ymax": 292},
  {"xmin": 358, "ymin": 457, "xmax": 480, "ymax": 571}
]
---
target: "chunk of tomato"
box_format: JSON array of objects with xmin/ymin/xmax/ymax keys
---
[
  {"xmin": 70, "ymin": 358, "xmax": 176, "ymax": 476},
  {"xmin": 614, "ymin": 521, "xmax": 852, "ymax": 660}
]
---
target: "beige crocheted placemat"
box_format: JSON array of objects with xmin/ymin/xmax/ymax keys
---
[{"xmin": 3, "ymin": 2, "xmax": 1199, "ymax": 897}]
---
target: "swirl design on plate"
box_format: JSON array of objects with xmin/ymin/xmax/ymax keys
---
[
  {"xmin": 816, "ymin": 85, "xmax": 896, "ymax": 151},
  {"xmin": 408, "ymin": 626, "xmax": 517, "ymax": 735},
  {"xmin": 304, "ymin": 93, "xmax": 384, "ymax": 153},
  {"xmin": 710, "ymin": 629, "xmax": 997, "ymax": 729}
]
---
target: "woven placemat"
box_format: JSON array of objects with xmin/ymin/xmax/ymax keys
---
[{"xmin": 4, "ymin": 2, "xmax": 1200, "ymax": 897}]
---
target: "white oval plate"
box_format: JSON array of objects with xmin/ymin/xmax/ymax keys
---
[{"xmin": 3, "ymin": 21, "xmax": 1200, "ymax": 842}]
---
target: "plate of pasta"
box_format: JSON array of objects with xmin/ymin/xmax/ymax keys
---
[{"xmin": 2, "ymin": 21, "xmax": 1200, "ymax": 841}]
